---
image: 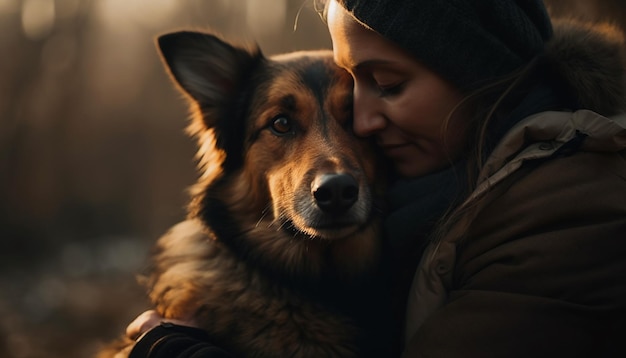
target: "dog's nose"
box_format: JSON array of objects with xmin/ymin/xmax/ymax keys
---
[{"xmin": 312, "ymin": 174, "xmax": 359, "ymax": 214}]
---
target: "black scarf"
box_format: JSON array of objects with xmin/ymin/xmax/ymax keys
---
[{"xmin": 384, "ymin": 161, "xmax": 467, "ymax": 257}]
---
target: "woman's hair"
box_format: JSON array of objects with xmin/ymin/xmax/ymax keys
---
[
  {"xmin": 430, "ymin": 58, "xmax": 542, "ymax": 246},
  {"xmin": 448, "ymin": 58, "xmax": 541, "ymax": 189},
  {"xmin": 314, "ymin": 0, "xmax": 330, "ymax": 22}
]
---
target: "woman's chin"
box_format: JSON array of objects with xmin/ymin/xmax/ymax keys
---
[{"xmin": 392, "ymin": 157, "xmax": 443, "ymax": 178}]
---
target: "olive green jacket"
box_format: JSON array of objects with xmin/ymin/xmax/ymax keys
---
[{"xmin": 403, "ymin": 21, "xmax": 626, "ymax": 358}]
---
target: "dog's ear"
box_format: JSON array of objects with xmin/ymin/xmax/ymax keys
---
[{"xmin": 156, "ymin": 31, "xmax": 262, "ymax": 127}]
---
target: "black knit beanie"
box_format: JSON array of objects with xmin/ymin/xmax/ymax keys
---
[{"xmin": 336, "ymin": 0, "xmax": 553, "ymax": 90}]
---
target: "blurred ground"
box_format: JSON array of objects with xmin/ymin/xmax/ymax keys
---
[{"xmin": 0, "ymin": 1, "xmax": 624, "ymax": 357}]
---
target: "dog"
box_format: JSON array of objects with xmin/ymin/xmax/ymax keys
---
[{"xmin": 98, "ymin": 30, "xmax": 390, "ymax": 358}]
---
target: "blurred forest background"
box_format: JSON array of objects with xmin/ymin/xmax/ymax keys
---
[{"xmin": 0, "ymin": 1, "xmax": 625, "ymax": 357}]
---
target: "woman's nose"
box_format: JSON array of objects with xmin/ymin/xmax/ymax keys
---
[{"xmin": 352, "ymin": 85, "xmax": 385, "ymax": 137}]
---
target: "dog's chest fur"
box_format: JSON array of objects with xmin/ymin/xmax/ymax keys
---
[{"xmin": 149, "ymin": 219, "xmax": 385, "ymax": 358}]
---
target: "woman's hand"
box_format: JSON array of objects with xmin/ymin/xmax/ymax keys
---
[
  {"xmin": 125, "ymin": 311, "xmax": 232, "ymax": 357},
  {"xmin": 126, "ymin": 310, "xmax": 198, "ymax": 340}
]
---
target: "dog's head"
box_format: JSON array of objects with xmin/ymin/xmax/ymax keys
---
[{"xmin": 157, "ymin": 31, "xmax": 385, "ymax": 283}]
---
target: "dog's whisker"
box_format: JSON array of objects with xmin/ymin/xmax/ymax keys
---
[
  {"xmin": 255, "ymin": 207, "xmax": 270, "ymax": 228},
  {"xmin": 277, "ymin": 219, "xmax": 289, "ymax": 232}
]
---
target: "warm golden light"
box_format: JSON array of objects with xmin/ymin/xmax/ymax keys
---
[
  {"xmin": 4, "ymin": 1, "xmax": 621, "ymax": 358},
  {"xmin": 246, "ymin": 0, "xmax": 287, "ymax": 36},
  {"xmin": 21, "ymin": 0, "xmax": 55, "ymax": 40},
  {"xmin": 0, "ymin": 0, "xmax": 18, "ymax": 15}
]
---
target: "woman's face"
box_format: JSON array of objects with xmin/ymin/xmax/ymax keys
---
[{"xmin": 327, "ymin": 0, "xmax": 470, "ymax": 178}]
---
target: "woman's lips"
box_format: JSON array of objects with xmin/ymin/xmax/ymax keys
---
[{"xmin": 380, "ymin": 143, "xmax": 410, "ymax": 156}]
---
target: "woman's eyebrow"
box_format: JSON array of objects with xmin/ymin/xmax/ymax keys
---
[
  {"xmin": 353, "ymin": 59, "xmax": 397, "ymax": 70},
  {"xmin": 335, "ymin": 54, "xmax": 396, "ymax": 72}
]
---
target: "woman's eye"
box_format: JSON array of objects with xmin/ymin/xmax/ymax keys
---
[
  {"xmin": 269, "ymin": 116, "xmax": 293, "ymax": 135},
  {"xmin": 377, "ymin": 82, "xmax": 404, "ymax": 97}
]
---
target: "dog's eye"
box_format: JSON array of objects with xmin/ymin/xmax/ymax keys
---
[{"xmin": 269, "ymin": 116, "xmax": 293, "ymax": 136}]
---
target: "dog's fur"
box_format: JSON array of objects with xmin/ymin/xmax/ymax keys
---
[{"xmin": 99, "ymin": 31, "xmax": 390, "ymax": 358}]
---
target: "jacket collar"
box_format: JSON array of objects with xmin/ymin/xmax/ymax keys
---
[{"xmin": 468, "ymin": 110, "xmax": 626, "ymax": 210}]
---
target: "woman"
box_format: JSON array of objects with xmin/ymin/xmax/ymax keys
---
[{"xmin": 126, "ymin": 0, "xmax": 626, "ymax": 356}]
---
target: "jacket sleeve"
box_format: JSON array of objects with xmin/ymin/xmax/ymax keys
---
[
  {"xmin": 129, "ymin": 323, "xmax": 233, "ymax": 358},
  {"xmin": 403, "ymin": 151, "xmax": 626, "ymax": 358}
]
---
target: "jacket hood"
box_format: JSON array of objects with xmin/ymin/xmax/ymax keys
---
[{"xmin": 543, "ymin": 19, "xmax": 626, "ymax": 116}]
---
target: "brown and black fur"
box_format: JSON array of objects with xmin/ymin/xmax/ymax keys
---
[{"xmin": 99, "ymin": 30, "xmax": 390, "ymax": 358}]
